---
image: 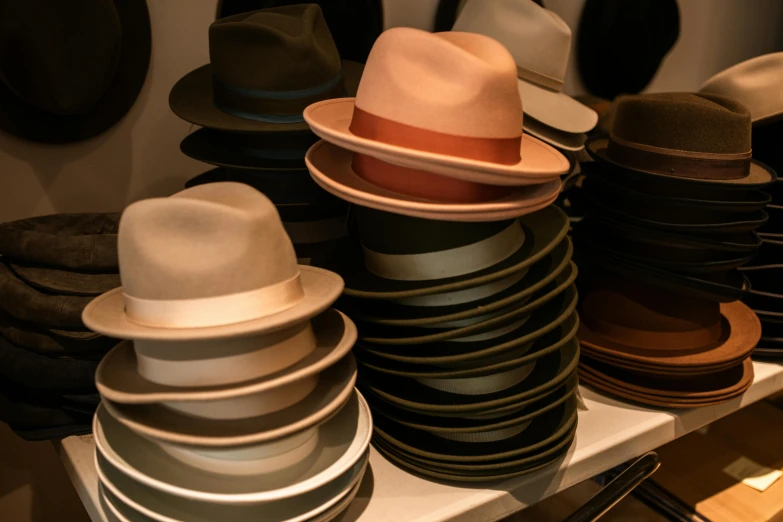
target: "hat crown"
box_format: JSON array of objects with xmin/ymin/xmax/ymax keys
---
[
  {"xmin": 118, "ymin": 183, "xmax": 300, "ymax": 301},
  {"xmin": 700, "ymin": 52, "xmax": 783, "ymax": 124},
  {"xmin": 453, "ymin": 0, "xmax": 571, "ymax": 90},
  {"xmin": 0, "ymin": 0, "xmax": 122, "ymax": 115},
  {"xmin": 353, "ymin": 28, "xmax": 523, "ymax": 138},
  {"xmin": 209, "ymin": 4, "xmax": 342, "ymax": 93},
  {"xmin": 610, "ymin": 92, "xmax": 752, "ymax": 154}
]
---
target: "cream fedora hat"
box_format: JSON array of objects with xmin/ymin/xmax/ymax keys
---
[
  {"xmin": 700, "ymin": 53, "xmax": 783, "ymax": 126},
  {"xmin": 453, "ymin": 0, "xmax": 597, "ymax": 140},
  {"xmin": 82, "ymin": 183, "xmax": 344, "ymax": 341},
  {"xmin": 304, "ymin": 27, "xmax": 570, "ymax": 190}
]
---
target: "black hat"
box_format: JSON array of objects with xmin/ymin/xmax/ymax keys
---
[
  {"xmin": 216, "ymin": 0, "xmax": 383, "ymax": 63},
  {"xmin": 170, "ymin": 4, "xmax": 352, "ymax": 134},
  {"xmin": 0, "ymin": 0, "xmax": 151, "ymax": 143}
]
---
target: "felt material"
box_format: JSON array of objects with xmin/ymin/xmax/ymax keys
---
[
  {"xmin": 328, "ymin": 205, "xmax": 569, "ymax": 299},
  {"xmin": 342, "ymin": 237, "xmax": 572, "ymax": 327},
  {"xmin": 574, "ymin": 244, "xmax": 749, "ymax": 303},
  {"xmin": 358, "ymin": 336, "xmax": 579, "ymax": 414},
  {"xmin": 0, "ymin": 313, "xmax": 118, "ymax": 355},
  {"xmin": 355, "ymin": 265, "xmax": 577, "ymax": 345},
  {"xmin": 8, "ymin": 262, "xmax": 119, "ymax": 296},
  {"xmin": 0, "ymin": 213, "xmax": 120, "ymax": 270},
  {"xmin": 0, "ymin": 336, "xmax": 98, "ymax": 392},
  {"xmin": 700, "ymin": 52, "xmax": 783, "ymax": 125},
  {"xmin": 577, "ymin": 0, "xmax": 679, "ymax": 99},
  {"xmin": 0, "ymin": 263, "xmax": 93, "ymax": 328},
  {"xmin": 216, "ymin": 0, "xmax": 383, "ymax": 64},
  {"xmin": 82, "ymin": 183, "xmax": 345, "ymax": 341},
  {"xmin": 0, "ymin": 0, "xmax": 150, "ymax": 143},
  {"xmin": 169, "ymin": 5, "xmax": 347, "ymax": 133}
]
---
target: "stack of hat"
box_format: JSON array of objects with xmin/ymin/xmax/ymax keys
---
[
  {"xmin": 82, "ymin": 183, "xmax": 372, "ymax": 521},
  {"xmin": 303, "ymin": 27, "xmax": 579, "ymax": 481},
  {"xmin": 0, "ymin": 213, "xmax": 122, "ymax": 440},
  {"xmin": 452, "ymin": 0, "xmax": 598, "ymax": 223},
  {"xmin": 573, "ymin": 92, "xmax": 775, "ymax": 408},
  {"xmin": 172, "ymin": 5, "xmax": 363, "ymax": 266},
  {"xmin": 701, "ymin": 53, "xmax": 783, "ymax": 357}
]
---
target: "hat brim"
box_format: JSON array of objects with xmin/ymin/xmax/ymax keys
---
[
  {"xmin": 344, "ymin": 237, "xmax": 572, "ymax": 327},
  {"xmin": 93, "ymin": 391, "xmax": 373, "ymax": 503},
  {"xmin": 95, "ymin": 308, "xmax": 355, "ymax": 403},
  {"xmin": 359, "ymin": 336, "xmax": 579, "ymax": 414},
  {"xmin": 577, "ymin": 300, "xmax": 760, "ymax": 369},
  {"xmin": 587, "ymin": 137, "xmax": 776, "ymax": 187},
  {"xmin": 577, "ymin": 349, "xmax": 744, "ymax": 376},
  {"xmin": 82, "ymin": 266, "xmax": 343, "ymax": 341},
  {"xmin": 180, "ymin": 128, "xmax": 314, "ymax": 170},
  {"xmin": 304, "ymin": 99, "xmax": 570, "ymax": 186},
  {"xmin": 306, "ymin": 140, "xmax": 561, "ymax": 222},
  {"xmin": 330, "ymin": 205, "xmax": 569, "ymax": 299},
  {"xmin": 518, "ymin": 79, "xmax": 598, "ymax": 135},
  {"xmin": 101, "ymin": 353, "xmax": 356, "ymax": 447},
  {"xmin": 169, "ymin": 61, "xmax": 363, "ymax": 133},
  {"xmin": 8, "ymin": 262, "xmax": 120, "ymax": 296},
  {"xmin": 0, "ymin": 0, "xmax": 151, "ymax": 144}
]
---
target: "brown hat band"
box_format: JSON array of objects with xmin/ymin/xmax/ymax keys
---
[
  {"xmin": 606, "ymin": 135, "xmax": 752, "ymax": 180},
  {"xmin": 213, "ymin": 71, "xmax": 345, "ymax": 123},
  {"xmin": 349, "ymin": 107, "xmax": 522, "ymax": 165},
  {"xmin": 351, "ymin": 153, "xmax": 510, "ymax": 203},
  {"xmin": 581, "ymin": 306, "xmax": 723, "ymax": 351}
]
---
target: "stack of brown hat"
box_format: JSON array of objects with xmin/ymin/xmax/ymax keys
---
[
  {"xmin": 83, "ymin": 183, "xmax": 372, "ymax": 522},
  {"xmin": 172, "ymin": 4, "xmax": 363, "ymax": 266},
  {"xmin": 303, "ymin": 27, "xmax": 580, "ymax": 481},
  {"xmin": 701, "ymin": 53, "xmax": 783, "ymax": 358},
  {"xmin": 573, "ymin": 92, "xmax": 775, "ymax": 408},
  {"xmin": 0, "ymin": 214, "xmax": 122, "ymax": 440}
]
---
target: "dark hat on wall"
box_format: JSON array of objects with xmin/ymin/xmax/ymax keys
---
[
  {"xmin": 587, "ymin": 93, "xmax": 776, "ymax": 187},
  {"xmin": 170, "ymin": 4, "xmax": 351, "ymax": 134},
  {"xmin": 216, "ymin": 0, "xmax": 383, "ymax": 64},
  {"xmin": 0, "ymin": 0, "xmax": 151, "ymax": 143},
  {"xmin": 577, "ymin": 0, "xmax": 680, "ymax": 100}
]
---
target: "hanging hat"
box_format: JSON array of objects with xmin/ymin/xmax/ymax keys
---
[
  {"xmin": 304, "ymin": 28, "xmax": 570, "ymax": 191},
  {"xmin": 82, "ymin": 183, "xmax": 345, "ymax": 340},
  {"xmin": 216, "ymin": 0, "xmax": 383, "ymax": 64},
  {"xmin": 576, "ymin": 273, "xmax": 760, "ymax": 372},
  {"xmin": 700, "ymin": 53, "xmax": 783, "ymax": 126},
  {"xmin": 586, "ymin": 93, "xmax": 776, "ymax": 187},
  {"xmin": 452, "ymin": 0, "xmax": 598, "ymax": 144},
  {"xmin": 0, "ymin": 0, "xmax": 150, "ymax": 143},
  {"xmin": 577, "ymin": 0, "xmax": 680, "ymax": 100},
  {"xmin": 170, "ymin": 4, "xmax": 351, "ymax": 133},
  {"xmin": 327, "ymin": 205, "xmax": 569, "ymax": 299}
]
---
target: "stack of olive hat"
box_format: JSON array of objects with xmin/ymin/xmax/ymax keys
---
[
  {"xmin": 303, "ymin": 28, "xmax": 579, "ymax": 481},
  {"xmin": 573, "ymin": 92, "xmax": 775, "ymax": 407},
  {"xmin": 173, "ymin": 4, "xmax": 363, "ymax": 266},
  {"xmin": 0, "ymin": 214, "xmax": 122, "ymax": 440},
  {"xmin": 701, "ymin": 53, "xmax": 783, "ymax": 357}
]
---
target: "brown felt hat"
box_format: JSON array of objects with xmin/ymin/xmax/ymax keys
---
[
  {"xmin": 587, "ymin": 93, "xmax": 775, "ymax": 187},
  {"xmin": 576, "ymin": 272, "xmax": 760, "ymax": 370}
]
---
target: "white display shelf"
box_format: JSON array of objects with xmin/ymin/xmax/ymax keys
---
[{"xmin": 55, "ymin": 359, "xmax": 783, "ymax": 522}]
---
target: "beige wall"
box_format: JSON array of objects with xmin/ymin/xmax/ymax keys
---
[{"xmin": 0, "ymin": 1, "xmax": 782, "ymax": 521}]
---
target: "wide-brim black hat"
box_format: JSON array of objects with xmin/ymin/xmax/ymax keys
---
[
  {"xmin": 0, "ymin": 1, "xmax": 151, "ymax": 144},
  {"xmin": 328, "ymin": 205, "xmax": 570, "ymax": 300}
]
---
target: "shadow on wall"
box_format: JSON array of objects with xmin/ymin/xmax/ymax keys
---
[{"xmin": 0, "ymin": 424, "xmax": 89, "ymax": 522}]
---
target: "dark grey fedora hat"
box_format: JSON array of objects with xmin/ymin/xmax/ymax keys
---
[
  {"xmin": 0, "ymin": 0, "xmax": 151, "ymax": 144},
  {"xmin": 0, "ymin": 312, "xmax": 118, "ymax": 356},
  {"xmin": 0, "ymin": 336, "xmax": 98, "ymax": 393}
]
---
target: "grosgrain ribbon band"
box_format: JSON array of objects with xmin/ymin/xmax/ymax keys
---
[
  {"xmin": 416, "ymin": 361, "xmax": 536, "ymax": 395},
  {"xmin": 517, "ymin": 66, "xmax": 564, "ymax": 92},
  {"xmin": 436, "ymin": 420, "xmax": 532, "ymax": 443},
  {"xmin": 351, "ymin": 153, "xmax": 510, "ymax": 203},
  {"xmin": 606, "ymin": 135, "xmax": 752, "ymax": 180},
  {"xmin": 349, "ymin": 107, "xmax": 522, "ymax": 165},
  {"xmin": 362, "ymin": 220, "xmax": 524, "ymax": 281},
  {"xmin": 214, "ymin": 71, "xmax": 345, "ymax": 123},
  {"xmin": 124, "ymin": 274, "xmax": 305, "ymax": 328},
  {"xmin": 581, "ymin": 307, "xmax": 723, "ymax": 351}
]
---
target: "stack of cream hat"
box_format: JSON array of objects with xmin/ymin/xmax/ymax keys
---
[
  {"xmin": 82, "ymin": 183, "xmax": 372, "ymax": 522},
  {"xmin": 303, "ymin": 28, "xmax": 579, "ymax": 481}
]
